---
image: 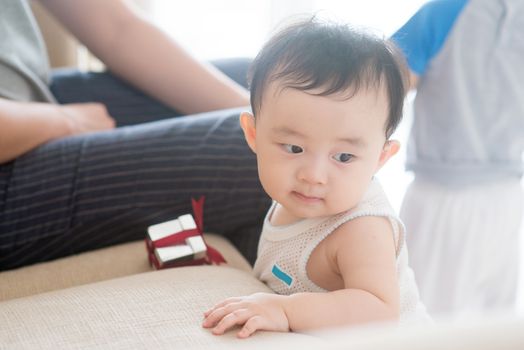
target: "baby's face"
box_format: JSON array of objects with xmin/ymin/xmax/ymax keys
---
[{"xmin": 252, "ymin": 82, "xmax": 392, "ymax": 221}]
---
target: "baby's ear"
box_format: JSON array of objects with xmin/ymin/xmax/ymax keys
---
[
  {"xmin": 375, "ymin": 140, "xmax": 400, "ymax": 173},
  {"xmin": 239, "ymin": 112, "xmax": 257, "ymax": 153}
]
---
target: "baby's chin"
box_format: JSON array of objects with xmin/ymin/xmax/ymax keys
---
[
  {"xmin": 289, "ymin": 203, "xmax": 356, "ymax": 220},
  {"xmin": 273, "ymin": 192, "xmax": 355, "ymax": 220},
  {"xmin": 282, "ymin": 204, "xmax": 337, "ymax": 220}
]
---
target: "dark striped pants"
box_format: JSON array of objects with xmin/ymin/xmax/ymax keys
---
[{"xmin": 0, "ymin": 62, "xmax": 271, "ymax": 271}]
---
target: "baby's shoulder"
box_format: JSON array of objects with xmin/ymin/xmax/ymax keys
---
[
  {"xmin": 324, "ymin": 214, "xmax": 396, "ymax": 256},
  {"xmin": 330, "ymin": 214, "xmax": 394, "ymax": 239}
]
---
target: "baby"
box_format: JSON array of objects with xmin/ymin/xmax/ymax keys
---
[{"xmin": 203, "ymin": 18, "xmax": 428, "ymax": 338}]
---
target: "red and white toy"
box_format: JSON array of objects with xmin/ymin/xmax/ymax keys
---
[{"xmin": 145, "ymin": 197, "xmax": 226, "ymax": 269}]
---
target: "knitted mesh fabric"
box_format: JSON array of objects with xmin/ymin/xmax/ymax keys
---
[{"xmin": 253, "ymin": 180, "xmax": 429, "ymax": 323}]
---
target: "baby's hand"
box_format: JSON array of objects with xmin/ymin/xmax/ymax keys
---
[{"xmin": 202, "ymin": 292, "xmax": 290, "ymax": 338}]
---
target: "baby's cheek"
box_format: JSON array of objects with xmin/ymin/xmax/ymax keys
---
[
  {"xmin": 259, "ymin": 168, "xmax": 285, "ymax": 197},
  {"xmin": 331, "ymin": 186, "xmax": 361, "ymax": 212}
]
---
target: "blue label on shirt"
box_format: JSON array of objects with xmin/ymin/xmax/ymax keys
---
[{"xmin": 272, "ymin": 264, "xmax": 293, "ymax": 286}]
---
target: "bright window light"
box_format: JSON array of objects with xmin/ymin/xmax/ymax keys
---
[{"xmin": 147, "ymin": 0, "xmax": 428, "ymax": 60}]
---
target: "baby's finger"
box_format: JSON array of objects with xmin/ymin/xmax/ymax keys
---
[
  {"xmin": 203, "ymin": 297, "xmax": 242, "ymax": 317},
  {"xmin": 202, "ymin": 308, "xmax": 225, "ymax": 328},
  {"xmin": 212, "ymin": 309, "xmax": 251, "ymax": 335},
  {"xmin": 202, "ymin": 302, "xmax": 242, "ymax": 328},
  {"xmin": 237, "ymin": 315, "xmax": 265, "ymax": 338}
]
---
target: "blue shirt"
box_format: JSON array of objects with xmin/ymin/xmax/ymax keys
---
[{"xmin": 392, "ymin": 0, "xmax": 468, "ymax": 75}]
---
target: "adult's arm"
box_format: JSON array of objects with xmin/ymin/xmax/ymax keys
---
[
  {"xmin": 38, "ymin": 0, "xmax": 250, "ymax": 115},
  {"xmin": 0, "ymin": 98, "xmax": 114, "ymax": 164},
  {"xmin": 408, "ymin": 71, "xmax": 419, "ymax": 90},
  {"xmin": 390, "ymin": 0, "xmax": 468, "ymax": 91}
]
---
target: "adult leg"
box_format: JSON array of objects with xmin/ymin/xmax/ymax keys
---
[
  {"xmin": 210, "ymin": 58, "xmax": 251, "ymax": 89},
  {"xmin": 50, "ymin": 68, "xmax": 178, "ymax": 126},
  {"xmin": 401, "ymin": 177, "xmax": 523, "ymax": 317},
  {"xmin": 49, "ymin": 58, "xmax": 252, "ymax": 126},
  {"xmin": 0, "ymin": 109, "xmax": 271, "ymax": 271},
  {"xmin": 45, "ymin": 58, "xmax": 264, "ymax": 265}
]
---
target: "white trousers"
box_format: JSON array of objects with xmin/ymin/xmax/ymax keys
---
[{"xmin": 400, "ymin": 177, "xmax": 524, "ymax": 318}]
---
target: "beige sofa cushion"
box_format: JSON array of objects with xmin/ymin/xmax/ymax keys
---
[
  {"xmin": 0, "ymin": 265, "xmax": 320, "ymax": 349},
  {"xmin": 0, "ymin": 234, "xmax": 251, "ymax": 301},
  {"xmin": 1, "ymin": 263, "xmax": 523, "ymax": 349},
  {"xmin": 1, "ymin": 240, "xmax": 523, "ymax": 349}
]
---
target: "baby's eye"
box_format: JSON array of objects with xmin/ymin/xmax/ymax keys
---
[
  {"xmin": 333, "ymin": 153, "xmax": 353, "ymax": 163},
  {"xmin": 283, "ymin": 144, "xmax": 303, "ymax": 154}
]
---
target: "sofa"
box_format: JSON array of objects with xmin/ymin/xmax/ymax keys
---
[{"xmin": 1, "ymin": 233, "xmax": 524, "ymax": 349}]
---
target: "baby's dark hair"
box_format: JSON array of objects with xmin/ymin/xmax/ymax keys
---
[{"xmin": 248, "ymin": 18, "xmax": 408, "ymax": 138}]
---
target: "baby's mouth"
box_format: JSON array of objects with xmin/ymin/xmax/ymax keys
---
[{"xmin": 292, "ymin": 191, "xmax": 323, "ymax": 203}]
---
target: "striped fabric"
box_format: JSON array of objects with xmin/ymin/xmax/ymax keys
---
[{"xmin": 0, "ymin": 66, "xmax": 271, "ymax": 271}]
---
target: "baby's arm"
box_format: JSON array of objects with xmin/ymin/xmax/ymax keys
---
[{"xmin": 203, "ymin": 216, "xmax": 399, "ymax": 337}]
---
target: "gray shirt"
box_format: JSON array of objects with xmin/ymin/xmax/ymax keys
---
[
  {"xmin": 0, "ymin": 0, "xmax": 56, "ymax": 102},
  {"xmin": 398, "ymin": 0, "xmax": 524, "ymax": 186}
]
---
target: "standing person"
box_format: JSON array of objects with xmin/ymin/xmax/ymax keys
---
[
  {"xmin": 391, "ymin": 0, "xmax": 524, "ymax": 317},
  {"xmin": 202, "ymin": 19, "xmax": 428, "ymax": 338},
  {"xmin": 0, "ymin": 0, "xmax": 271, "ymax": 271}
]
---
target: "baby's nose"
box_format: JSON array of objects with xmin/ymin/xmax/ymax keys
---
[{"xmin": 297, "ymin": 158, "xmax": 327, "ymax": 185}]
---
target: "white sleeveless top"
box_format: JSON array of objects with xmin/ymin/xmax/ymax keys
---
[{"xmin": 253, "ymin": 180, "xmax": 429, "ymax": 323}]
